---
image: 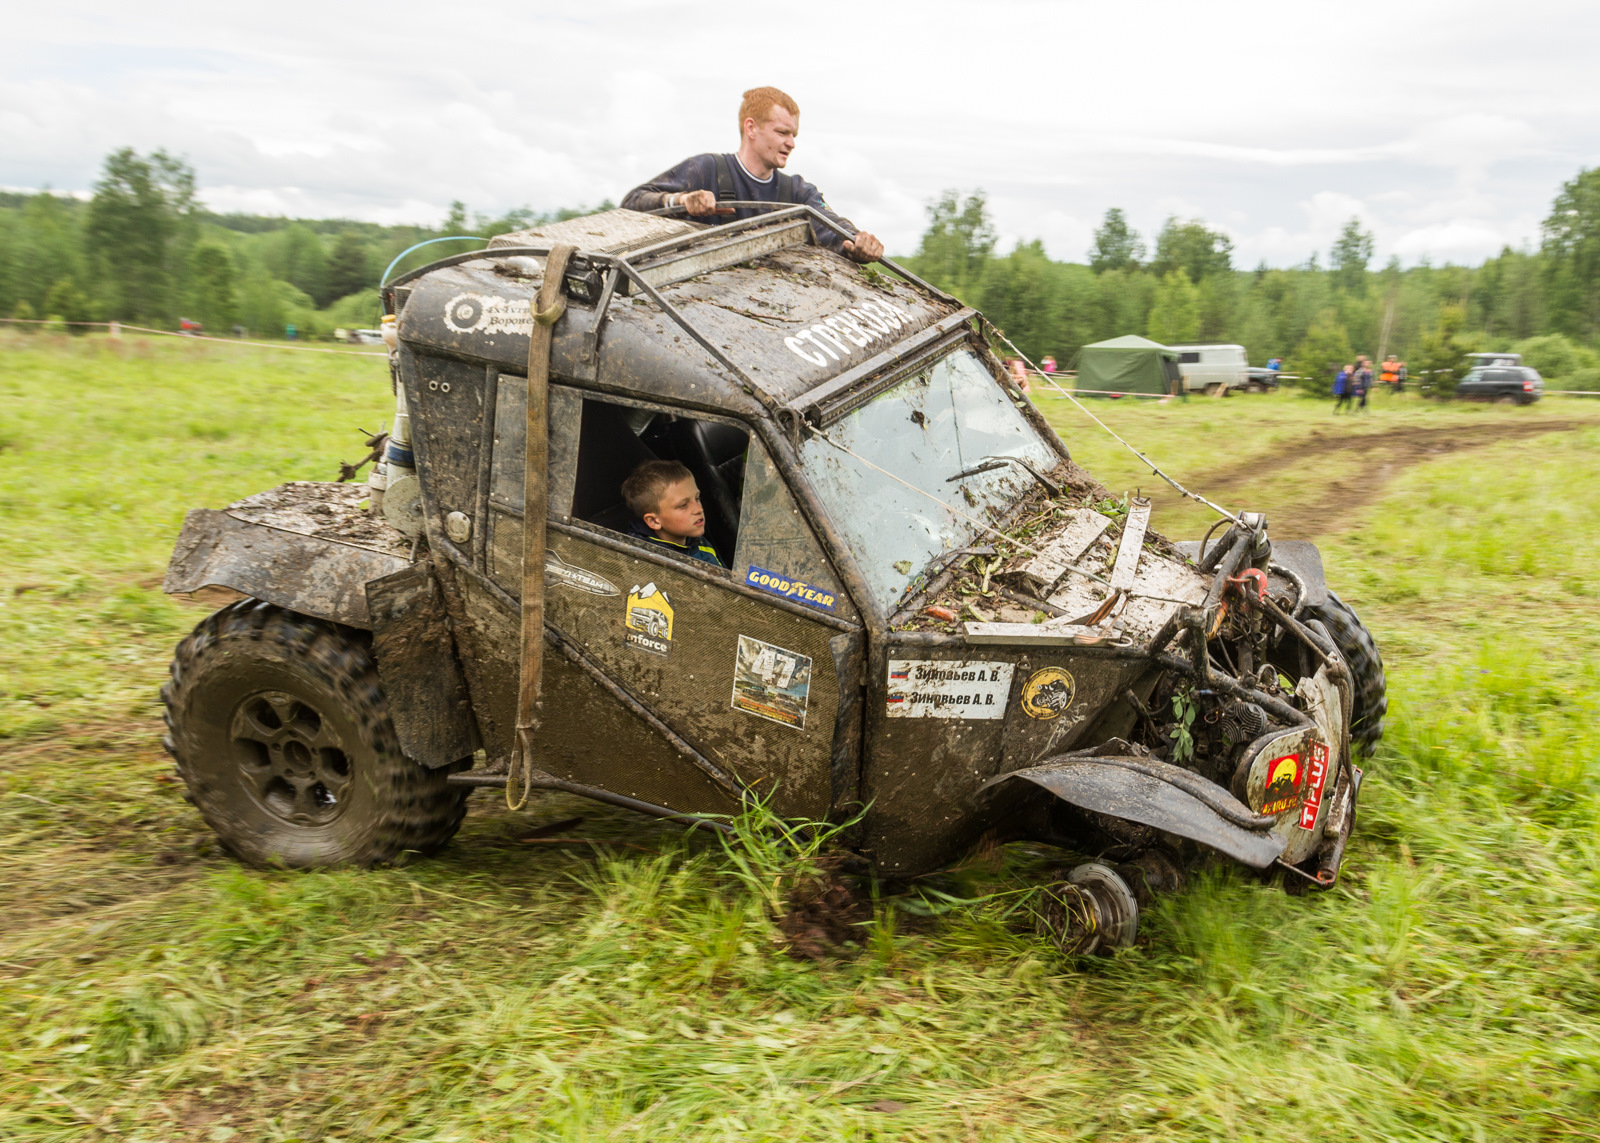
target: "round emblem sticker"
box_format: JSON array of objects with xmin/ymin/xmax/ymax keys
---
[
  {"xmin": 1020, "ymin": 667, "xmax": 1076, "ymax": 720},
  {"xmin": 443, "ymin": 294, "xmax": 484, "ymax": 333}
]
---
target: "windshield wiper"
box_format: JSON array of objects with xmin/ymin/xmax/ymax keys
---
[{"xmin": 946, "ymin": 455, "xmax": 1060, "ymax": 497}]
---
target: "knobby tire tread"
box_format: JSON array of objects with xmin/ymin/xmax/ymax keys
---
[
  {"xmin": 161, "ymin": 599, "xmax": 470, "ymax": 867},
  {"xmin": 1305, "ymin": 589, "xmax": 1387, "ymax": 756}
]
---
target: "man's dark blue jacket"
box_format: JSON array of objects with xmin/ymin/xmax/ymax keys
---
[{"xmin": 621, "ymin": 153, "xmax": 854, "ymax": 250}]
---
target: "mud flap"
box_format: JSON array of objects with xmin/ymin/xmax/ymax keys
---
[
  {"xmin": 366, "ymin": 564, "xmax": 480, "ymax": 768},
  {"xmin": 983, "ymin": 758, "xmax": 1287, "ymax": 869}
]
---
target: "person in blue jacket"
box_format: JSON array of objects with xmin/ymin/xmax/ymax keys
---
[
  {"xmin": 622, "ymin": 86, "xmax": 884, "ymax": 264},
  {"xmin": 1333, "ymin": 365, "xmax": 1352, "ymax": 413}
]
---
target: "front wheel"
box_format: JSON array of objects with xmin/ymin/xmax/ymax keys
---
[
  {"xmin": 1303, "ymin": 590, "xmax": 1387, "ymax": 757},
  {"xmin": 161, "ymin": 600, "xmax": 469, "ymax": 867}
]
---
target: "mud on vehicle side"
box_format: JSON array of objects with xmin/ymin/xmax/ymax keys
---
[{"xmin": 162, "ymin": 205, "xmax": 1385, "ymax": 952}]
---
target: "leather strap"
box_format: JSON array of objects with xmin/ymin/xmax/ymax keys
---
[{"xmin": 508, "ymin": 242, "xmax": 575, "ymax": 809}]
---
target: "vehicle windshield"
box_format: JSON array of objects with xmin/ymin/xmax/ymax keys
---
[{"xmin": 801, "ymin": 347, "xmax": 1058, "ymax": 611}]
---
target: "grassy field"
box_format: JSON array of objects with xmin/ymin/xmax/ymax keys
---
[{"xmin": 3, "ymin": 332, "xmax": 1600, "ymax": 1141}]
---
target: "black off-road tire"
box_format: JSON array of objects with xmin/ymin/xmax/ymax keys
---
[
  {"xmin": 161, "ymin": 600, "xmax": 470, "ymax": 868},
  {"xmin": 1304, "ymin": 589, "xmax": 1387, "ymax": 757}
]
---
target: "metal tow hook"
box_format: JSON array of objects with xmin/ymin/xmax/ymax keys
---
[{"xmin": 1227, "ymin": 567, "xmax": 1269, "ymax": 603}]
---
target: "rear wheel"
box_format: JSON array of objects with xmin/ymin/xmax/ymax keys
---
[
  {"xmin": 161, "ymin": 600, "xmax": 469, "ymax": 867},
  {"xmin": 1303, "ymin": 590, "xmax": 1387, "ymax": 757}
]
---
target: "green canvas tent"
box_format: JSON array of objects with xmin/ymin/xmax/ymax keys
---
[{"xmin": 1074, "ymin": 335, "xmax": 1181, "ymax": 395}]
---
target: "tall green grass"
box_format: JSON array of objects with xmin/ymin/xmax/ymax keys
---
[{"xmin": 2, "ymin": 335, "xmax": 1599, "ymax": 1140}]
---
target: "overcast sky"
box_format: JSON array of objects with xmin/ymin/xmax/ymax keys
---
[{"xmin": 4, "ymin": 0, "xmax": 1597, "ymax": 267}]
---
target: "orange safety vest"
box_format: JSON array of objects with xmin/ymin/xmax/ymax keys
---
[{"xmin": 1380, "ymin": 363, "xmax": 1398, "ymax": 383}]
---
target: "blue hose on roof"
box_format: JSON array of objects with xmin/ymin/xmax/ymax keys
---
[{"xmin": 381, "ymin": 237, "xmax": 486, "ymax": 287}]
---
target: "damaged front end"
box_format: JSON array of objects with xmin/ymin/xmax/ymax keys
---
[{"xmin": 900, "ymin": 497, "xmax": 1366, "ymax": 894}]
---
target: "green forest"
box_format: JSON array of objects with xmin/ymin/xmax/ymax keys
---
[
  {"xmin": 0, "ymin": 148, "xmax": 608, "ymax": 344},
  {"xmin": 900, "ymin": 175, "xmax": 1600, "ymax": 393},
  {"xmin": 6, "ymin": 147, "xmax": 1600, "ymax": 391}
]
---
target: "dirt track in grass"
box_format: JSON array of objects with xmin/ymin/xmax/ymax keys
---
[{"xmin": 1156, "ymin": 419, "xmax": 1590, "ymax": 537}]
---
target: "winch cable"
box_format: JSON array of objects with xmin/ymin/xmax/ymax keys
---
[
  {"xmin": 812, "ymin": 433, "xmax": 1195, "ymax": 608},
  {"xmin": 982, "ymin": 322, "xmax": 1244, "ymax": 527},
  {"xmin": 507, "ymin": 242, "xmax": 577, "ymax": 811}
]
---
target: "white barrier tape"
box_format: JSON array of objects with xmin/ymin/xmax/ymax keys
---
[{"xmin": 0, "ymin": 317, "xmax": 386, "ymax": 357}]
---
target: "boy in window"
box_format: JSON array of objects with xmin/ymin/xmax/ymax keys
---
[{"xmin": 621, "ymin": 460, "xmax": 724, "ymax": 567}]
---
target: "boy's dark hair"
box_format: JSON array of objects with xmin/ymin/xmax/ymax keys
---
[{"xmin": 622, "ymin": 459, "xmax": 694, "ymax": 520}]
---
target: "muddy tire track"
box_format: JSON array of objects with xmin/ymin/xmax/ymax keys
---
[{"xmin": 1156, "ymin": 420, "xmax": 1592, "ymax": 537}]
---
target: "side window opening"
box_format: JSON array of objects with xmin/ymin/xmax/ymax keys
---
[
  {"xmin": 572, "ymin": 397, "xmax": 750, "ymax": 565},
  {"xmin": 1178, "ymin": 351, "xmax": 1201, "ymax": 364}
]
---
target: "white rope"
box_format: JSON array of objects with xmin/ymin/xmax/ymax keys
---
[{"xmin": 988, "ymin": 326, "xmax": 1242, "ymax": 525}]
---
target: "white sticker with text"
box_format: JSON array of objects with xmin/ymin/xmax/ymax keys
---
[
  {"xmin": 886, "ymin": 659, "xmax": 1014, "ymax": 719},
  {"xmin": 784, "ymin": 297, "xmax": 918, "ymax": 367}
]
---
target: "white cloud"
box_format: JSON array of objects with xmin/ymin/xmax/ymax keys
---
[{"xmin": 1, "ymin": 0, "xmax": 1596, "ymax": 265}]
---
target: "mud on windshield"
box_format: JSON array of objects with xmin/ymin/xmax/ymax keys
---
[{"xmin": 801, "ymin": 347, "xmax": 1058, "ymax": 611}]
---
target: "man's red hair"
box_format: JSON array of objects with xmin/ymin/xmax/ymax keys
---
[{"xmin": 738, "ymin": 87, "xmax": 800, "ymax": 136}]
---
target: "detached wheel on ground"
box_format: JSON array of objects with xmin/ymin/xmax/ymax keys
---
[
  {"xmin": 1303, "ymin": 589, "xmax": 1387, "ymax": 757},
  {"xmin": 161, "ymin": 600, "xmax": 470, "ymax": 867}
]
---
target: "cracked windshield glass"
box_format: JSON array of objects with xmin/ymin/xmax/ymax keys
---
[{"xmin": 802, "ymin": 348, "xmax": 1057, "ymax": 610}]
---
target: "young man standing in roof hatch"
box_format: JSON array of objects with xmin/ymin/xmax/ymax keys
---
[{"xmin": 622, "ymin": 86, "xmax": 885, "ymax": 264}]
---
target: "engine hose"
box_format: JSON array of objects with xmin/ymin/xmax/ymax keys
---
[
  {"xmin": 1268, "ymin": 561, "xmax": 1309, "ymax": 619},
  {"xmin": 1155, "ymin": 651, "xmax": 1310, "ymax": 729},
  {"xmin": 1204, "ymin": 530, "xmax": 1253, "ymax": 608}
]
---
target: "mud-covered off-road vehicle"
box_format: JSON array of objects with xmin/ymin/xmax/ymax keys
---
[{"xmin": 163, "ymin": 204, "xmax": 1385, "ymax": 952}]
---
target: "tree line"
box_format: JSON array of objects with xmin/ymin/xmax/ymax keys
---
[
  {"xmin": 0, "ymin": 148, "xmax": 608, "ymax": 341},
  {"xmin": 7, "ymin": 147, "xmax": 1600, "ymax": 392},
  {"xmin": 899, "ymin": 171, "xmax": 1600, "ymax": 393}
]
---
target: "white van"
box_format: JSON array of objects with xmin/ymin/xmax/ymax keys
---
[{"xmin": 1167, "ymin": 343, "xmax": 1248, "ymax": 393}]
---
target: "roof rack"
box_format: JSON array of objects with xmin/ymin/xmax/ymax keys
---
[{"xmin": 383, "ymin": 203, "xmax": 958, "ymax": 420}]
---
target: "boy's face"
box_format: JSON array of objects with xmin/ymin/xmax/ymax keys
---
[{"xmin": 643, "ymin": 477, "xmax": 705, "ymax": 545}]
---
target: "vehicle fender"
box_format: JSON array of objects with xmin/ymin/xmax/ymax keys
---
[
  {"xmin": 981, "ymin": 755, "xmax": 1287, "ymax": 868},
  {"xmin": 364, "ymin": 563, "xmax": 481, "ymax": 768},
  {"xmin": 164, "ymin": 509, "xmax": 410, "ymax": 628}
]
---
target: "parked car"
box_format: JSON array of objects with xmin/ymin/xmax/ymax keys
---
[
  {"xmin": 1457, "ymin": 363, "xmax": 1543, "ymax": 405},
  {"xmin": 1241, "ymin": 366, "xmax": 1281, "ymax": 392},
  {"xmin": 1167, "ymin": 343, "xmax": 1248, "ymax": 394}
]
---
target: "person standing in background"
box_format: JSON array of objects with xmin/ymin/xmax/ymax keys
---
[{"xmin": 1333, "ymin": 365, "xmax": 1351, "ymax": 412}]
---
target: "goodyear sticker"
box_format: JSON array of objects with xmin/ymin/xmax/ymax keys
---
[
  {"xmin": 1298, "ymin": 741, "xmax": 1331, "ymax": 829},
  {"xmin": 624, "ymin": 582, "xmax": 673, "ymax": 656},
  {"xmin": 1259, "ymin": 753, "xmax": 1302, "ymax": 816},
  {"xmin": 731, "ymin": 635, "xmax": 812, "ymax": 730},
  {"xmin": 744, "ymin": 564, "xmax": 837, "ymax": 612},
  {"xmin": 1020, "ymin": 667, "xmax": 1076, "ymax": 720},
  {"xmin": 886, "ymin": 659, "xmax": 1013, "ymax": 719}
]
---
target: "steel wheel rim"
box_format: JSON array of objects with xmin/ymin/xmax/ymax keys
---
[{"xmin": 227, "ymin": 688, "xmax": 355, "ymax": 826}]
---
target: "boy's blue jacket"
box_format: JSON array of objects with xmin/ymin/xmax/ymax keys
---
[{"xmin": 627, "ymin": 519, "xmax": 724, "ymax": 567}]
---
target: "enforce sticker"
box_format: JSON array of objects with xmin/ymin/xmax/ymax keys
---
[
  {"xmin": 1259, "ymin": 753, "xmax": 1302, "ymax": 816},
  {"xmin": 1020, "ymin": 667, "xmax": 1076, "ymax": 720},
  {"xmin": 623, "ymin": 582, "xmax": 673, "ymax": 656},
  {"xmin": 744, "ymin": 565, "xmax": 837, "ymax": 612}
]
